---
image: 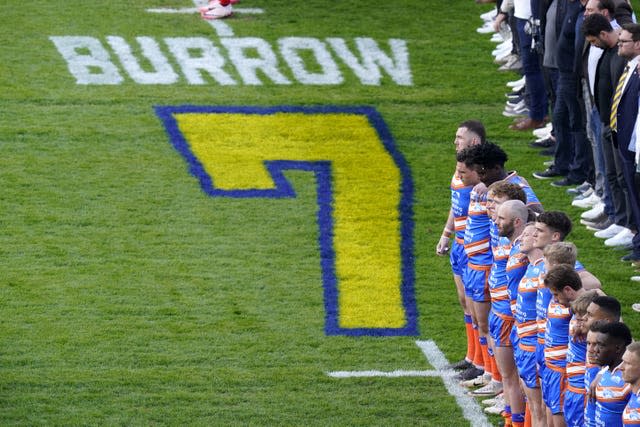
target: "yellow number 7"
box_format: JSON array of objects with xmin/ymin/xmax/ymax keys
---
[{"xmin": 155, "ymin": 106, "xmax": 417, "ymax": 336}]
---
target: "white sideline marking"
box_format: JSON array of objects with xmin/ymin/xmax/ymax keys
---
[
  {"xmin": 146, "ymin": 2, "xmax": 265, "ymax": 38},
  {"xmin": 327, "ymin": 340, "xmax": 491, "ymax": 427},
  {"xmin": 328, "ymin": 370, "xmax": 453, "ymax": 378},
  {"xmin": 145, "ymin": 7, "xmax": 264, "ymax": 14},
  {"xmin": 416, "ymin": 340, "xmax": 492, "ymax": 427}
]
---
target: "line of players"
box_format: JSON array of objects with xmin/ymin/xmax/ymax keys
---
[{"xmin": 437, "ymin": 120, "xmax": 638, "ymax": 427}]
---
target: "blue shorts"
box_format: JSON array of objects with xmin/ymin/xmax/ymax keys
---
[
  {"xmin": 463, "ymin": 264, "xmax": 491, "ymax": 302},
  {"xmin": 514, "ymin": 342, "xmax": 539, "ymax": 388},
  {"xmin": 563, "ymin": 389, "xmax": 586, "ymax": 427},
  {"xmin": 541, "ymin": 365, "xmax": 567, "ymax": 414},
  {"xmin": 509, "ymin": 324, "xmax": 519, "ymax": 349},
  {"xmin": 450, "ymin": 241, "xmax": 467, "ymax": 277},
  {"xmin": 536, "ymin": 340, "xmax": 545, "ymax": 374},
  {"xmin": 489, "ymin": 311, "xmax": 514, "ymax": 347}
]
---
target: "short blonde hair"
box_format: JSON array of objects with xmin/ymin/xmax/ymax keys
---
[
  {"xmin": 487, "ymin": 181, "xmax": 526, "ymax": 203},
  {"xmin": 570, "ymin": 290, "xmax": 598, "ymax": 315},
  {"xmin": 543, "ymin": 241, "xmax": 577, "ymax": 266},
  {"xmin": 627, "ymin": 341, "xmax": 640, "ymax": 358}
]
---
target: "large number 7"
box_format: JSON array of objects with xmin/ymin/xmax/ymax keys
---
[{"xmin": 155, "ymin": 105, "xmax": 418, "ymax": 336}]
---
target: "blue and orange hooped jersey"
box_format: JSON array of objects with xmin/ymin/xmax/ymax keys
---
[
  {"xmin": 489, "ymin": 223, "xmax": 510, "ymax": 265},
  {"xmin": 489, "ymin": 223, "xmax": 512, "ymax": 316},
  {"xmin": 586, "ymin": 363, "xmax": 602, "ymax": 425},
  {"xmin": 506, "ymin": 239, "xmax": 528, "ymax": 317},
  {"xmin": 566, "ymin": 316, "xmax": 587, "ymax": 390},
  {"xmin": 451, "ymin": 172, "xmax": 474, "ymax": 241},
  {"xmin": 596, "ymin": 367, "xmax": 632, "ymax": 425},
  {"xmin": 464, "ymin": 187, "xmax": 492, "ymax": 267},
  {"xmin": 536, "ymin": 260, "xmax": 585, "ymax": 343},
  {"xmin": 623, "ymin": 391, "xmax": 640, "ymax": 425},
  {"xmin": 516, "ymin": 258, "xmax": 543, "ymax": 342},
  {"xmin": 544, "ymin": 301, "xmax": 572, "ymax": 368}
]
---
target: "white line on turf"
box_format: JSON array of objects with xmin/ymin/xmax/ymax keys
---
[
  {"xmin": 327, "ymin": 370, "xmax": 453, "ymax": 378},
  {"xmin": 145, "ymin": 7, "xmax": 264, "ymax": 14},
  {"xmin": 327, "ymin": 340, "xmax": 491, "ymax": 427},
  {"xmin": 416, "ymin": 340, "xmax": 491, "ymax": 427},
  {"xmin": 146, "ymin": 1, "xmax": 265, "ymax": 38}
]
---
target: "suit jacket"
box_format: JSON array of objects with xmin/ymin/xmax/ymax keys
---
[
  {"xmin": 614, "ymin": 1, "xmax": 634, "ymax": 27},
  {"xmin": 595, "ymin": 46, "xmax": 627, "ymax": 125},
  {"xmin": 614, "ymin": 66, "xmax": 640, "ymax": 159},
  {"xmin": 557, "ymin": 0, "xmax": 583, "ymax": 73}
]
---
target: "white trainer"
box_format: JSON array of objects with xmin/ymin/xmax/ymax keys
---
[
  {"xmin": 477, "ymin": 23, "xmax": 496, "ymax": 34},
  {"xmin": 498, "ymin": 56, "xmax": 522, "ymax": 71},
  {"xmin": 495, "ymin": 52, "xmax": 518, "ymax": 66},
  {"xmin": 572, "ymin": 193, "xmax": 601, "ymax": 209},
  {"xmin": 482, "ymin": 393, "xmax": 504, "ymax": 406},
  {"xmin": 492, "ymin": 42, "xmax": 513, "ymax": 57},
  {"xmin": 594, "ymin": 224, "xmax": 627, "ymax": 239},
  {"xmin": 469, "ymin": 380, "xmax": 503, "ymax": 396},
  {"xmin": 200, "ymin": 1, "xmax": 232, "ymax": 19},
  {"xmin": 533, "ymin": 123, "xmax": 553, "ymax": 139},
  {"xmin": 581, "ymin": 202, "xmax": 606, "ymax": 221},
  {"xmin": 495, "ymin": 48, "xmax": 514, "ymax": 64},
  {"xmin": 506, "ymin": 77, "xmax": 526, "ymax": 88},
  {"xmin": 484, "ymin": 402, "xmax": 506, "ymax": 415},
  {"xmin": 481, "ymin": 9, "xmax": 498, "ymax": 21},
  {"xmin": 605, "ymin": 228, "xmax": 635, "ymax": 247},
  {"xmin": 460, "ymin": 373, "xmax": 491, "ymax": 388}
]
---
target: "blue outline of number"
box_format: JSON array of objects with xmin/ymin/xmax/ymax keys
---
[{"xmin": 154, "ymin": 105, "xmax": 418, "ymax": 336}]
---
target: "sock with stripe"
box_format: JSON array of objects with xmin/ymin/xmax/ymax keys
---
[
  {"xmin": 464, "ymin": 314, "xmax": 474, "ymax": 362},
  {"xmin": 479, "ymin": 336, "xmax": 491, "ymax": 376},
  {"xmin": 472, "ymin": 326, "xmax": 484, "ymax": 369},
  {"xmin": 502, "ymin": 405, "xmax": 512, "ymax": 427},
  {"xmin": 511, "ymin": 412, "xmax": 525, "ymax": 427}
]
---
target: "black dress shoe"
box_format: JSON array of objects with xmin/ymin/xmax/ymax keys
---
[
  {"xmin": 621, "ymin": 252, "xmax": 640, "ymax": 262},
  {"xmin": 447, "ymin": 359, "xmax": 473, "ymax": 371},
  {"xmin": 551, "ymin": 177, "xmax": 582, "ymax": 187},
  {"xmin": 533, "ymin": 167, "xmax": 564, "ymax": 179},
  {"xmin": 540, "ymin": 146, "xmax": 556, "ymax": 156},
  {"xmin": 529, "ymin": 137, "xmax": 556, "ymax": 149},
  {"xmin": 455, "ymin": 366, "xmax": 484, "ymax": 381}
]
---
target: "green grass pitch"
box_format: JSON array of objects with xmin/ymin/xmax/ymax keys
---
[{"xmin": 1, "ymin": 0, "xmax": 639, "ymax": 425}]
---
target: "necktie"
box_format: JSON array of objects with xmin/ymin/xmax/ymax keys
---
[{"xmin": 610, "ymin": 64, "xmax": 630, "ymax": 132}]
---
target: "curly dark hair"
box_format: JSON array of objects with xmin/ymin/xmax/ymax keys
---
[
  {"xmin": 455, "ymin": 141, "xmax": 507, "ymax": 169},
  {"xmin": 599, "ymin": 321, "xmax": 632, "ymax": 347},
  {"xmin": 536, "ymin": 211, "xmax": 572, "ymax": 240}
]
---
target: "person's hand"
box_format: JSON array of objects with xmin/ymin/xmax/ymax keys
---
[
  {"xmin": 473, "ymin": 182, "xmax": 488, "ymax": 196},
  {"xmin": 493, "ymin": 12, "xmax": 506, "ymax": 33},
  {"xmin": 436, "ymin": 236, "xmax": 450, "ymax": 256},
  {"xmin": 588, "ymin": 370, "xmax": 604, "ymax": 401}
]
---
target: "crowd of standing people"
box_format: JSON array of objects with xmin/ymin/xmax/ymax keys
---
[{"xmin": 477, "ymin": 0, "xmax": 640, "ymax": 271}]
